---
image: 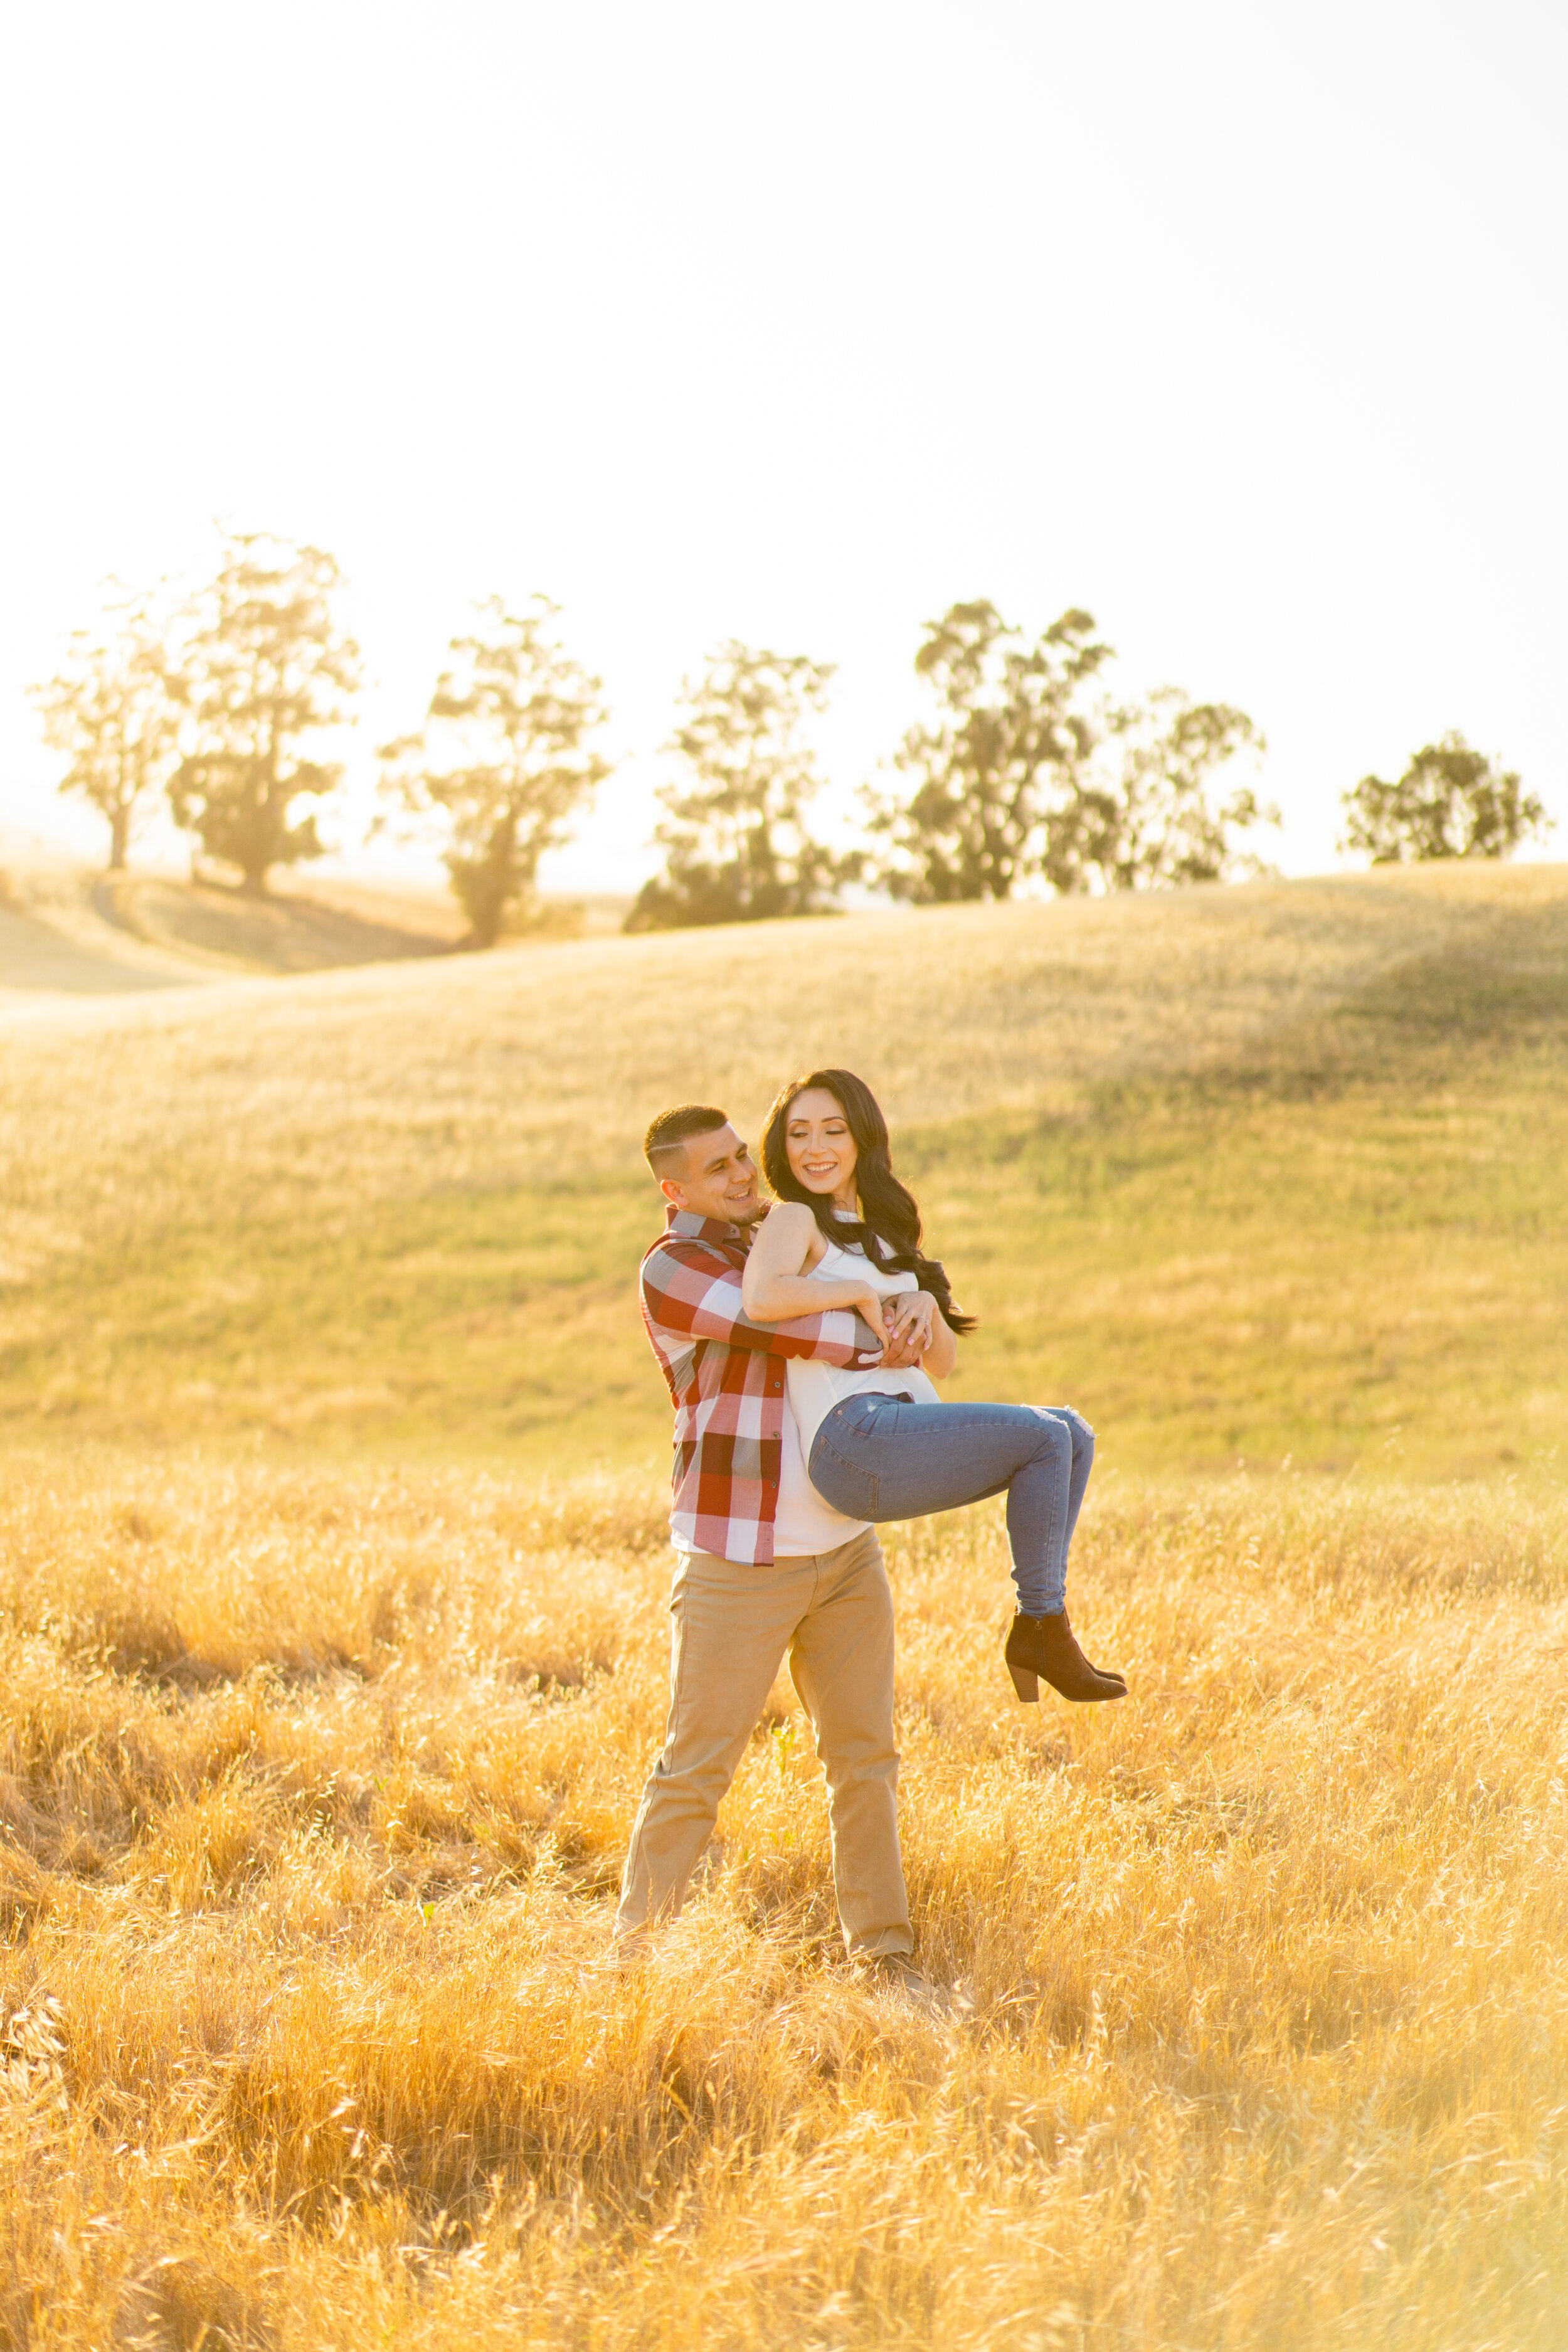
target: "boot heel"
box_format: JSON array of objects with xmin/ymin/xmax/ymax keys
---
[{"xmin": 1007, "ymin": 1661, "xmax": 1039, "ymax": 1703}]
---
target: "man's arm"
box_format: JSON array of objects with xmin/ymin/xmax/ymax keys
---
[{"xmin": 642, "ymin": 1240, "xmax": 884, "ymax": 1365}]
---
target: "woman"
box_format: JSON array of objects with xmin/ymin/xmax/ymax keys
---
[{"xmin": 742, "ymin": 1067, "xmax": 1126, "ymax": 1705}]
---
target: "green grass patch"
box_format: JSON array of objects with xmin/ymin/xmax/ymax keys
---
[{"xmin": 8, "ymin": 899, "xmax": 1565, "ymax": 1481}]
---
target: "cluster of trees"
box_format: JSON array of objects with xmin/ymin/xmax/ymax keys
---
[
  {"xmin": 33, "ymin": 539, "xmax": 360, "ymax": 897},
  {"xmin": 625, "ymin": 605, "xmax": 1279, "ymax": 928},
  {"xmin": 862, "ymin": 602, "xmax": 1270, "ymax": 904},
  {"xmin": 30, "ymin": 534, "xmax": 1551, "ymax": 946},
  {"xmin": 622, "ymin": 598, "xmax": 1550, "ymax": 926},
  {"xmin": 29, "ymin": 534, "xmax": 605, "ymax": 947},
  {"xmin": 625, "ymin": 605, "xmax": 1277, "ymax": 928}
]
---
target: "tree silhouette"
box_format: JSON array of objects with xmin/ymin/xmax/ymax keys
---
[
  {"xmin": 867, "ymin": 602, "xmax": 1271, "ymax": 899},
  {"xmin": 169, "ymin": 533, "xmax": 359, "ymax": 894},
  {"xmin": 864, "ymin": 601, "xmax": 1111, "ymax": 901},
  {"xmin": 28, "ymin": 584, "xmax": 183, "ymax": 871},
  {"xmin": 1074, "ymin": 691, "xmax": 1274, "ymax": 893},
  {"xmin": 626, "ymin": 645, "xmax": 852, "ymax": 931},
  {"xmin": 380, "ymin": 598, "xmax": 608, "ymax": 948},
  {"xmin": 1341, "ymin": 734, "xmax": 1550, "ymax": 864}
]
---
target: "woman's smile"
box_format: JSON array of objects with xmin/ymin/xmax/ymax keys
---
[{"xmin": 784, "ymin": 1088, "xmax": 860, "ymax": 1211}]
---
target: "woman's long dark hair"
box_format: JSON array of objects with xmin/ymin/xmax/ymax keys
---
[{"xmin": 760, "ymin": 1067, "xmax": 978, "ymax": 1334}]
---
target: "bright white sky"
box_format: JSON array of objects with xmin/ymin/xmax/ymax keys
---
[{"xmin": 2, "ymin": 0, "xmax": 1564, "ymax": 893}]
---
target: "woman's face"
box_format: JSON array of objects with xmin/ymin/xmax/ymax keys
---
[{"xmin": 785, "ymin": 1088, "xmax": 857, "ymax": 1211}]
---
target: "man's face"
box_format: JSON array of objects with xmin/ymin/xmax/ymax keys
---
[{"xmin": 661, "ymin": 1124, "xmax": 761, "ymax": 1226}]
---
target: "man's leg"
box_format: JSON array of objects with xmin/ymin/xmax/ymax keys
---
[
  {"xmin": 615, "ymin": 1549, "xmax": 810, "ymax": 1944},
  {"xmin": 787, "ymin": 1528, "xmax": 912, "ymax": 1961}
]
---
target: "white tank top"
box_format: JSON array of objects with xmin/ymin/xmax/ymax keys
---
[
  {"xmin": 784, "ymin": 1234, "xmax": 941, "ymax": 1459},
  {"xmin": 773, "ymin": 1232, "xmax": 941, "ymax": 1557}
]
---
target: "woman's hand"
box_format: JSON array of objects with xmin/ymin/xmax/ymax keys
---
[
  {"xmin": 883, "ymin": 1290, "xmax": 937, "ymax": 1360},
  {"xmin": 881, "ymin": 1289, "xmax": 957, "ymax": 1377}
]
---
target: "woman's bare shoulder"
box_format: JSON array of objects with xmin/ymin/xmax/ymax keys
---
[
  {"xmin": 754, "ymin": 1200, "xmax": 822, "ymax": 1264},
  {"xmin": 759, "ymin": 1200, "xmax": 815, "ymax": 1231}
]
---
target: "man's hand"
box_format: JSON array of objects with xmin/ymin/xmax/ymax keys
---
[{"xmin": 850, "ymin": 1311, "xmax": 887, "ymax": 1363}]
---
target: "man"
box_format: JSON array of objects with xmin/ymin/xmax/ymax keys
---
[{"xmin": 614, "ymin": 1101, "xmax": 924, "ymax": 1981}]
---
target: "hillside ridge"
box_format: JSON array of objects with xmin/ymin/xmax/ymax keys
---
[
  {"xmin": 4, "ymin": 864, "xmax": 1564, "ymax": 1200},
  {"xmin": 5, "ymin": 859, "xmax": 1563, "ymax": 1476}
]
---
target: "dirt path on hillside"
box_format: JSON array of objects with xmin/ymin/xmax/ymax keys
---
[
  {"xmin": 95, "ymin": 874, "xmax": 459, "ymax": 973},
  {"xmin": 0, "ymin": 859, "xmax": 467, "ymax": 1005},
  {"xmin": 0, "ymin": 902, "xmax": 193, "ymax": 997}
]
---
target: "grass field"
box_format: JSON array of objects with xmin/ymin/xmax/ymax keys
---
[
  {"xmin": 2, "ymin": 1464, "xmax": 1565, "ymax": 2347},
  {"xmin": 3, "ymin": 863, "xmax": 1567, "ymax": 2346}
]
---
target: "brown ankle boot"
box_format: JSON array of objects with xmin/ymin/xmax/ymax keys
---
[{"xmin": 1005, "ymin": 1611, "xmax": 1127, "ymax": 1704}]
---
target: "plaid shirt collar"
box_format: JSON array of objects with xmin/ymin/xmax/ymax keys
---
[{"xmin": 664, "ymin": 1205, "xmax": 751, "ymax": 1248}]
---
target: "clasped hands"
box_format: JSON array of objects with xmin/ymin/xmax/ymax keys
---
[{"xmin": 877, "ymin": 1288, "xmax": 937, "ymax": 1369}]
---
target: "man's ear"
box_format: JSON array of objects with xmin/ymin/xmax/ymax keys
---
[{"xmin": 659, "ymin": 1175, "xmax": 687, "ymax": 1207}]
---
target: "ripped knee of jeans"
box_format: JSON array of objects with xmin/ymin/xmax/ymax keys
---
[{"xmin": 1032, "ymin": 1404, "xmax": 1094, "ymax": 1461}]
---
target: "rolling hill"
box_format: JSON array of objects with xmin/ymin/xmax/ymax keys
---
[
  {"xmin": 4, "ymin": 861, "xmax": 1567, "ymax": 2349},
  {"xmin": 3, "ymin": 861, "xmax": 1565, "ymax": 1476}
]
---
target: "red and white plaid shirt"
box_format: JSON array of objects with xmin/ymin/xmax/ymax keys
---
[{"xmin": 640, "ymin": 1207, "xmax": 882, "ymax": 1565}]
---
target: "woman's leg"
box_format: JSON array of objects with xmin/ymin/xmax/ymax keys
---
[
  {"xmin": 810, "ymin": 1394, "xmax": 1123, "ymax": 1705},
  {"xmin": 810, "ymin": 1396, "xmax": 1086, "ymax": 1615},
  {"xmin": 1042, "ymin": 1407, "xmax": 1095, "ymax": 1560}
]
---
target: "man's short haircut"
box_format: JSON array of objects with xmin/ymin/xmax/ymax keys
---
[{"xmin": 644, "ymin": 1103, "xmax": 731, "ymax": 1179}]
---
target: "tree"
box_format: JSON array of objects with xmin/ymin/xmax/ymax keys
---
[
  {"xmin": 168, "ymin": 532, "xmax": 359, "ymax": 894},
  {"xmin": 1340, "ymin": 733, "xmax": 1550, "ymax": 864},
  {"xmin": 379, "ymin": 597, "xmax": 608, "ymax": 948},
  {"xmin": 867, "ymin": 600, "xmax": 1273, "ymax": 899},
  {"xmin": 1069, "ymin": 690, "xmax": 1275, "ymax": 893},
  {"xmin": 28, "ymin": 583, "xmax": 183, "ymax": 870},
  {"xmin": 864, "ymin": 601, "xmax": 1111, "ymax": 902},
  {"xmin": 625, "ymin": 644, "xmax": 852, "ymax": 930}
]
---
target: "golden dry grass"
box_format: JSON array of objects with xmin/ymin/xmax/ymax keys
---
[
  {"xmin": 4, "ymin": 863, "xmax": 1565, "ymax": 2340},
  {"xmin": 3, "ymin": 1459, "xmax": 1565, "ymax": 2348}
]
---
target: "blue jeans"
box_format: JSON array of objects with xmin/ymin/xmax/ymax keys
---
[{"xmin": 808, "ymin": 1394, "xmax": 1094, "ymax": 1616}]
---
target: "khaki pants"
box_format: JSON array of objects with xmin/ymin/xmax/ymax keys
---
[{"xmin": 615, "ymin": 1528, "xmax": 911, "ymax": 1957}]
